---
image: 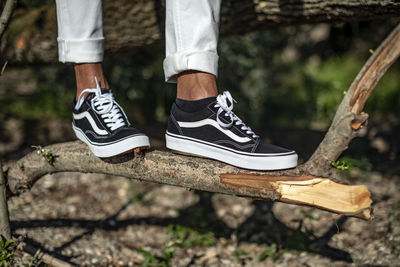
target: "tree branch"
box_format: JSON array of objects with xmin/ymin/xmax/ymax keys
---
[
  {"xmin": 0, "ymin": 0, "xmax": 17, "ymax": 42},
  {"xmin": 3, "ymin": 141, "xmax": 372, "ymax": 219},
  {"xmin": 0, "ymin": 162, "xmax": 11, "ymax": 239},
  {"xmin": 303, "ymin": 23, "xmax": 400, "ymax": 176}
]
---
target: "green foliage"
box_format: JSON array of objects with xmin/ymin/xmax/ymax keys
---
[
  {"xmin": 136, "ymin": 224, "xmax": 216, "ymax": 266},
  {"xmin": 2, "ymin": 22, "xmax": 399, "ymax": 130},
  {"xmin": 300, "ymin": 210, "xmax": 318, "ymax": 221},
  {"xmin": 233, "ymin": 250, "xmax": 248, "ymax": 263},
  {"xmin": 167, "ymin": 224, "xmax": 216, "ymax": 248},
  {"xmin": 341, "ymin": 156, "xmax": 372, "ymax": 172},
  {"xmin": 332, "ymin": 156, "xmax": 372, "ymax": 172},
  {"xmin": 137, "ymin": 249, "xmax": 160, "ymax": 267},
  {"xmin": 32, "ymin": 145, "xmax": 55, "ymax": 165},
  {"xmin": 332, "ymin": 159, "xmax": 350, "ymax": 171},
  {"xmin": 303, "ymin": 56, "xmax": 361, "ymax": 125},
  {"xmin": 259, "ymin": 243, "xmax": 292, "ymax": 262},
  {"xmin": 24, "ymin": 249, "xmax": 42, "ymax": 267},
  {"xmin": 286, "ymin": 220, "xmax": 317, "ymax": 253},
  {"xmin": 128, "ymin": 180, "xmax": 152, "ymax": 205},
  {"xmin": 0, "ymin": 238, "xmax": 14, "ymax": 266},
  {"xmin": 389, "ymin": 202, "xmax": 399, "ymax": 233},
  {"xmin": 137, "ymin": 244, "xmax": 179, "ymax": 267},
  {"xmin": 0, "ymin": 66, "xmax": 75, "ymax": 120}
]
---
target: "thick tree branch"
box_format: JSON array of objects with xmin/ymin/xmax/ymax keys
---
[
  {"xmin": 3, "ymin": 141, "xmax": 372, "ymax": 219},
  {"xmin": 2, "ymin": 0, "xmax": 400, "ymax": 63},
  {"xmin": 303, "ymin": 23, "xmax": 400, "ymax": 175}
]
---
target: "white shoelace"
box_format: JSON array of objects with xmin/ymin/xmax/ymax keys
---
[
  {"xmin": 214, "ymin": 91, "xmax": 259, "ymax": 138},
  {"xmin": 75, "ymin": 77, "xmax": 126, "ymax": 131}
]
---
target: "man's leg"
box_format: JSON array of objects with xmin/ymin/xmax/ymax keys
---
[
  {"xmin": 163, "ymin": 0, "xmax": 220, "ymax": 100},
  {"xmin": 74, "ymin": 63, "xmax": 108, "ymax": 99},
  {"xmin": 56, "ymin": 0, "xmax": 107, "ymax": 96},
  {"xmin": 56, "ymin": 0, "xmax": 150, "ymax": 157},
  {"xmin": 163, "ymin": 0, "xmax": 298, "ymax": 170},
  {"xmin": 176, "ymin": 71, "xmax": 217, "ymax": 100}
]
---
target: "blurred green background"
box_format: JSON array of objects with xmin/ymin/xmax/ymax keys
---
[{"xmin": 1, "ymin": 2, "xmax": 399, "ymax": 161}]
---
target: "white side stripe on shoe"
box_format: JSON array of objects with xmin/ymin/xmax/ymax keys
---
[
  {"xmin": 177, "ymin": 119, "xmax": 252, "ymax": 143},
  {"xmin": 73, "ymin": 111, "xmax": 108, "ymax": 136}
]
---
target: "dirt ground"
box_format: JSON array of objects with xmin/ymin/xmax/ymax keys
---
[{"xmin": 1, "ymin": 116, "xmax": 400, "ymax": 266}]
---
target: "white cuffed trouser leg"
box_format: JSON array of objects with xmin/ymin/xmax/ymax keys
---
[
  {"xmin": 164, "ymin": 0, "xmax": 222, "ymax": 82},
  {"xmin": 55, "ymin": 0, "xmax": 104, "ymax": 63}
]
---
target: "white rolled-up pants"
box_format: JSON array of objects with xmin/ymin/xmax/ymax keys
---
[{"xmin": 55, "ymin": 0, "xmax": 221, "ymax": 82}]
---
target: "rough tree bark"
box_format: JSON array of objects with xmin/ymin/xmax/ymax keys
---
[
  {"xmin": 5, "ymin": 142, "xmax": 372, "ymax": 219},
  {"xmin": 1, "ymin": 0, "xmax": 400, "ymax": 63}
]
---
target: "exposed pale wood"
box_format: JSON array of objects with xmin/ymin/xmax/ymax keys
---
[
  {"xmin": 221, "ymin": 174, "xmax": 372, "ymax": 219},
  {"xmin": 3, "ymin": 141, "xmax": 372, "ymax": 220},
  {"xmin": 2, "ymin": 0, "xmax": 400, "ymax": 63}
]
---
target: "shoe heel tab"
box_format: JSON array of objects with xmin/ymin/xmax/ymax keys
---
[{"xmin": 72, "ymin": 98, "xmax": 78, "ymax": 111}]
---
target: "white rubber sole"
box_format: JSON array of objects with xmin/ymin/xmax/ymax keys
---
[
  {"xmin": 73, "ymin": 125, "xmax": 150, "ymax": 158},
  {"xmin": 166, "ymin": 131, "xmax": 298, "ymax": 170}
]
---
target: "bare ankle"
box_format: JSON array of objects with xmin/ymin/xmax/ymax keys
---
[
  {"xmin": 177, "ymin": 71, "xmax": 218, "ymax": 100},
  {"xmin": 74, "ymin": 63, "xmax": 109, "ymax": 100}
]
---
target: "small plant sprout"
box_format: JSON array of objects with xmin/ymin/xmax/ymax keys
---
[
  {"xmin": 0, "ymin": 237, "xmax": 15, "ymax": 266},
  {"xmin": 25, "ymin": 249, "xmax": 43, "ymax": 267},
  {"xmin": 332, "ymin": 159, "xmax": 350, "ymax": 171},
  {"xmin": 31, "ymin": 145, "xmax": 55, "ymax": 165}
]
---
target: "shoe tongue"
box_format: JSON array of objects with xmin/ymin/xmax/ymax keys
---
[{"xmin": 100, "ymin": 88, "xmax": 111, "ymax": 95}]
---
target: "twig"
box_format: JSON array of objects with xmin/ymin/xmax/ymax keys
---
[
  {"xmin": 0, "ymin": 162, "xmax": 11, "ymax": 239},
  {"xmin": 21, "ymin": 241, "xmax": 74, "ymax": 267},
  {"xmin": 0, "ymin": 0, "xmax": 17, "ymax": 41}
]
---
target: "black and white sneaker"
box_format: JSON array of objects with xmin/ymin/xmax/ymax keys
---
[
  {"xmin": 72, "ymin": 78, "xmax": 150, "ymax": 157},
  {"xmin": 165, "ymin": 91, "xmax": 297, "ymax": 170}
]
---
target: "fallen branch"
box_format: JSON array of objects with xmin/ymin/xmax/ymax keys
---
[{"xmin": 4, "ymin": 141, "xmax": 372, "ymax": 219}]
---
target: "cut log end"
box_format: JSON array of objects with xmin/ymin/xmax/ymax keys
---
[{"xmin": 220, "ymin": 173, "xmax": 372, "ymax": 220}]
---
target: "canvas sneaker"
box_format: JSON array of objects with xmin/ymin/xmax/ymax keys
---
[
  {"xmin": 72, "ymin": 78, "xmax": 150, "ymax": 157},
  {"xmin": 165, "ymin": 91, "xmax": 297, "ymax": 170}
]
